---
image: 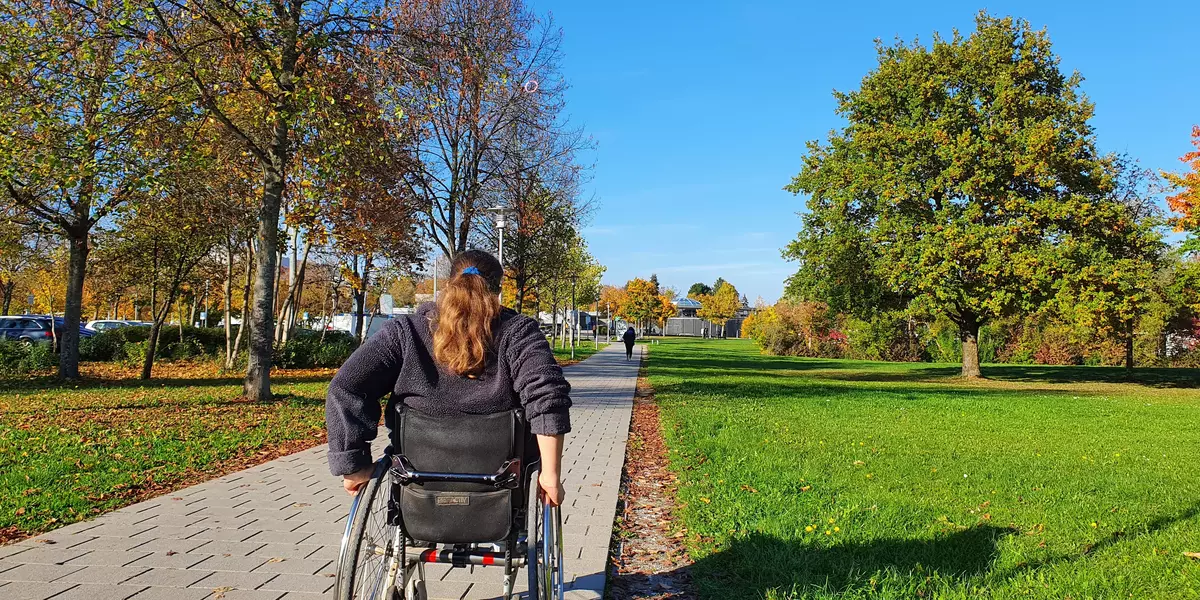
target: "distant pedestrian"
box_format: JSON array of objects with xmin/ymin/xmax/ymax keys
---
[{"xmin": 622, "ymin": 326, "xmax": 636, "ymax": 361}]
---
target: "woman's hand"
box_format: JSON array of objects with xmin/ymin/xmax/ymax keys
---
[
  {"xmin": 342, "ymin": 466, "xmax": 374, "ymax": 496},
  {"xmin": 538, "ymin": 470, "xmax": 565, "ymax": 507}
]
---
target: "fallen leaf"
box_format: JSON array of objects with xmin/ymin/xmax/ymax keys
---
[
  {"xmin": 212, "ymin": 586, "xmax": 233, "ymax": 599},
  {"xmin": 267, "ymin": 557, "xmax": 285, "ymax": 563}
]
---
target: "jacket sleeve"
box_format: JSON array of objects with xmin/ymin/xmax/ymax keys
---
[
  {"xmin": 507, "ymin": 318, "xmax": 571, "ymax": 436},
  {"xmin": 325, "ymin": 321, "xmax": 404, "ymax": 476}
]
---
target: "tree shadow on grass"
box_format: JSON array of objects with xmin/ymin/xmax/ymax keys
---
[
  {"xmin": 649, "ymin": 353, "xmax": 1200, "ymax": 390},
  {"xmin": 0, "ymin": 372, "xmax": 333, "ymax": 393},
  {"xmin": 685, "ymin": 525, "xmax": 1017, "ymax": 598},
  {"xmin": 651, "ymin": 378, "xmax": 1081, "ymax": 404}
]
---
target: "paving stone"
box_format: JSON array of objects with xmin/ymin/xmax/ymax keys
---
[
  {"xmin": 122, "ymin": 568, "xmax": 213, "ymax": 588},
  {"xmin": 47, "ymin": 583, "xmax": 147, "ymax": 600},
  {"xmin": 250, "ymin": 557, "xmax": 330, "ymax": 576},
  {"xmin": 202, "ymin": 591, "xmax": 284, "ymax": 600},
  {"xmin": 188, "ymin": 555, "xmax": 268, "ymax": 573},
  {"xmin": 64, "ymin": 550, "xmax": 150, "ymax": 567},
  {"xmin": 126, "ymin": 586, "xmax": 212, "ymax": 600},
  {"xmin": 0, "ymin": 581, "xmax": 77, "ymax": 600},
  {"xmin": 126, "ymin": 552, "xmax": 211, "ymax": 570},
  {"xmin": 240, "ymin": 531, "xmax": 313, "ymax": 546},
  {"xmin": 0, "ymin": 562, "xmax": 85, "ymax": 582},
  {"xmin": 187, "ymin": 570, "xmax": 276, "ymax": 590},
  {"xmin": 246, "ymin": 543, "xmax": 322, "ymax": 560},
  {"xmin": 57, "ymin": 565, "xmax": 149, "ymax": 585},
  {"xmin": 1, "ymin": 547, "xmax": 90, "ymax": 565},
  {"xmin": 130, "ymin": 538, "xmax": 211, "ymax": 554},
  {"xmin": 256, "ymin": 573, "xmax": 334, "ymax": 594},
  {"xmin": 185, "ymin": 528, "xmax": 260, "ymax": 543},
  {"xmin": 189, "ymin": 540, "xmax": 267, "ymax": 557},
  {"xmin": 71, "ymin": 537, "xmax": 156, "ymax": 552}
]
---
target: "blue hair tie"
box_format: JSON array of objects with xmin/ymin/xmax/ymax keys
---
[{"xmin": 461, "ymin": 266, "xmax": 481, "ymax": 276}]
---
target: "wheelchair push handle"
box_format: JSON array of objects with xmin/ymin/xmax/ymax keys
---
[{"xmin": 390, "ymin": 454, "xmax": 523, "ymax": 489}]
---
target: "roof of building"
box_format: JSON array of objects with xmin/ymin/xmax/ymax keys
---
[{"xmin": 673, "ymin": 297, "xmax": 702, "ymax": 309}]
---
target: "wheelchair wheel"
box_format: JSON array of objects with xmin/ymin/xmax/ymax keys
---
[
  {"xmin": 526, "ymin": 471, "xmax": 565, "ymax": 600},
  {"xmin": 336, "ymin": 460, "xmax": 416, "ymax": 600}
]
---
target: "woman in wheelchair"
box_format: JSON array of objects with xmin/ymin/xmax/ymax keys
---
[{"xmin": 326, "ymin": 249, "xmax": 570, "ymax": 600}]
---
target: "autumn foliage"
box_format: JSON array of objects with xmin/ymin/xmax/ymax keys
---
[{"xmin": 1163, "ymin": 126, "xmax": 1200, "ymax": 231}]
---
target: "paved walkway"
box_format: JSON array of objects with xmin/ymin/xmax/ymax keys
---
[{"xmin": 0, "ymin": 343, "xmax": 640, "ymax": 600}]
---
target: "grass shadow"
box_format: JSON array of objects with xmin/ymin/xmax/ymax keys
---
[
  {"xmin": 649, "ymin": 349, "xmax": 1200, "ymax": 390},
  {"xmin": 0, "ymin": 373, "xmax": 333, "ymax": 393},
  {"xmin": 689, "ymin": 525, "xmax": 1016, "ymax": 597}
]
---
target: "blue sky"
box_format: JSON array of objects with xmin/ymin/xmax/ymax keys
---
[{"xmin": 532, "ymin": 1, "xmax": 1200, "ymax": 302}]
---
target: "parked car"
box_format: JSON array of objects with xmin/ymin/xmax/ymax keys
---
[
  {"xmin": 0, "ymin": 315, "xmax": 97, "ymax": 346},
  {"xmin": 86, "ymin": 319, "xmax": 148, "ymax": 332}
]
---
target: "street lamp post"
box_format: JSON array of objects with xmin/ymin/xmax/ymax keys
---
[
  {"xmin": 569, "ymin": 274, "xmax": 578, "ymax": 360},
  {"xmin": 485, "ymin": 206, "xmax": 508, "ymax": 306},
  {"xmin": 607, "ymin": 302, "xmax": 612, "ymax": 342}
]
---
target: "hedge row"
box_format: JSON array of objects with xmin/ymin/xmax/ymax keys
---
[{"xmin": 0, "ymin": 327, "xmax": 359, "ymax": 375}]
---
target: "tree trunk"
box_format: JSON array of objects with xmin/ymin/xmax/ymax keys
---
[
  {"xmin": 244, "ymin": 153, "xmax": 286, "ymax": 401},
  {"xmin": 960, "ymin": 319, "xmax": 982, "ymax": 378},
  {"xmin": 550, "ymin": 300, "xmax": 558, "ymax": 349},
  {"xmin": 1, "ymin": 278, "xmax": 13, "ymax": 315},
  {"xmin": 59, "ymin": 231, "xmax": 89, "ymax": 380},
  {"xmin": 1125, "ymin": 321, "xmax": 1135, "ymax": 371},
  {"xmin": 141, "ymin": 295, "xmax": 174, "ymax": 380},
  {"xmin": 224, "ymin": 240, "xmax": 234, "ymax": 363}
]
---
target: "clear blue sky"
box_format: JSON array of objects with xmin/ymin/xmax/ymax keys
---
[{"xmin": 533, "ymin": 1, "xmax": 1199, "ymax": 302}]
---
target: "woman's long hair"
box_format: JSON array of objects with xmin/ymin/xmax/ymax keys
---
[{"xmin": 433, "ymin": 249, "xmax": 503, "ymax": 378}]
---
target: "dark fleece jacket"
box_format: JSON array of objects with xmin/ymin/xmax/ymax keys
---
[{"xmin": 325, "ymin": 302, "xmax": 571, "ymax": 476}]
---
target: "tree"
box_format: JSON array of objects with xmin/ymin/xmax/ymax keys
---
[
  {"xmin": 786, "ymin": 13, "xmax": 1131, "ymax": 378},
  {"xmin": 0, "ymin": 216, "xmax": 51, "ymax": 315},
  {"xmin": 388, "ymin": 0, "xmax": 578, "ymax": 259},
  {"xmin": 697, "ymin": 281, "xmax": 740, "ymax": 337},
  {"xmin": 619, "ymin": 278, "xmax": 659, "ymax": 334},
  {"xmin": 0, "ymin": 0, "xmax": 165, "ymax": 378},
  {"xmin": 687, "ymin": 282, "xmax": 712, "ymax": 299},
  {"xmin": 1162, "ymin": 126, "xmax": 1200, "ymax": 248},
  {"xmin": 124, "ymin": 0, "xmax": 385, "ymax": 399},
  {"xmin": 1052, "ymin": 157, "xmax": 1165, "ymax": 370},
  {"xmin": 107, "ymin": 165, "xmax": 225, "ymax": 379},
  {"xmin": 536, "ymin": 236, "xmax": 603, "ymax": 347}
]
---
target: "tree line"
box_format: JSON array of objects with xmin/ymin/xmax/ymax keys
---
[
  {"xmin": 0, "ymin": 0, "xmax": 595, "ymax": 394},
  {"xmin": 778, "ymin": 13, "xmax": 1200, "ymax": 377},
  {"xmin": 599, "ymin": 275, "xmax": 745, "ymax": 336}
]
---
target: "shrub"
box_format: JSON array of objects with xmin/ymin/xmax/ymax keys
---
[
  {"xmin": 1032, "ymin": 326, "xmax": 1083, "ymax": 365},
  {"xmin": 121, "ymin": 341, "xmax": 149, "ymax": 368},
  {"xmin": 274, "ymin": 330, "xmax": 357, "ymax": 368},
  {"xmin": 845, "ymin": 311, "xmax": 930, "ymax": 362},
  {"xmin": 80, "ymin": 325, "xmax": 226, "ymax": 362},
  {"xmin": 754, "ymin": 300, "xmax": 844, "ymax": 358},
  {"xmin": 80, "ymin": 326, "xmax": 151, "ymax": 361},
  {"xmin": 0, "ymin": 340, "xmax": 56, "ymax": 375}
]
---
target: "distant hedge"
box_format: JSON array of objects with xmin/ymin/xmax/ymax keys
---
[
  {"xmin": 1, "ymin": 326, "xmax": 360, "ymax": 374},
  {"xmin": 0, "ymin": 340, "xmax": 56, "ymax": 375}
]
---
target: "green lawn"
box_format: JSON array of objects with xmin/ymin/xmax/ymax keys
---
[
  {"xmin": 552, "ymin": 342, "xmax": 603, "ymax": 364},
  {"xmin": 0, "ymin": 367, "xmax": 332, "ymax": 542},
  {"xmin": 647, "ymin": 338, "xmax": 1200, "ymax": 599}
]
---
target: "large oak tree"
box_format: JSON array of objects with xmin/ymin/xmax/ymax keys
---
[{"xmin": 785, "ymin": 13, "xmax": 1147, "ymax": 377}]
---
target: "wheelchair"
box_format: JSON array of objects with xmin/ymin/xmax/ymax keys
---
[{"xmin": 335, "ymin": 406, "xmax": 565, "ymax": 600}]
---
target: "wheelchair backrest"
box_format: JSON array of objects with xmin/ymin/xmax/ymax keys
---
[{"xmin": 395, "ymin": 407, "xmax": 526, "ymax": 492}]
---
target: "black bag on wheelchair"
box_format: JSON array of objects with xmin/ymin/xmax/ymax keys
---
[{"xmin": 392, "ymin": 406, "xmax": 530, "ymax": 545}]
